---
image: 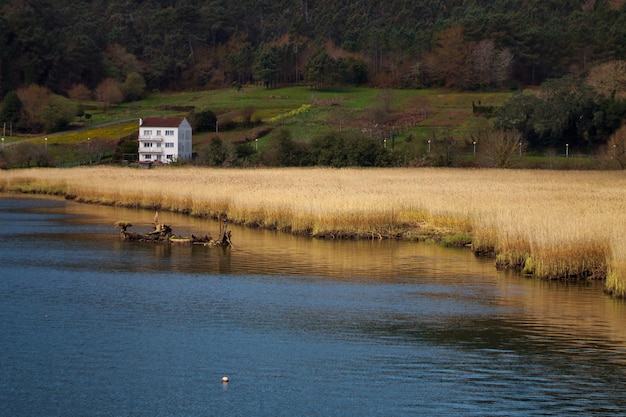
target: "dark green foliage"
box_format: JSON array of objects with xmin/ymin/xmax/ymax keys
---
[
  {"xmin": 594, "ymin": 95, "xmax": 626, "ymax": 140},
  {"xmin": 310, "ymin": 131, "xmax": 392, "ymax": 167},
  {"xmin": 234, "ymin": 141, "xmax": 255, "ymax": 162},
  {"xmin": 0, "ymin": 91, "xmax": 23, "ymax": 125},
  {"xmin": 472, "ymin": 101, "xmax": 496, "ymax": 116},
  {"xmin": 195, "ymin": 137, "xmax": 256, "ymax": 167},
  {"xmin": 495, "ymin": 76, "xmax": 626, "ymax": 151},
  {"xmin": 344, "ymin": 134, "xmax": 391, "ymax": 167},
  {"xmin": 310, "ymin": 133, "xmax": 348, "ymax": 167},
  {"xmin": 205, "ymin": 136, "xmax": 227, "ymax": 166},
  {"xmin": 112, "ymin": 138, "xmax": 138, "ymax": 162},
  {"xmin": 304, "ymin": 49, "xmax": 344, "ymax": 89},
  {"xmin": 254, "ymin": 44, "xmax": 280, "ymax": 89},
  {"xmin": 40, "ymin": 95, "xmax": 76, "ymax": 132},
  {"xmin": 262, "ymin": 129, "xmax": 312, "ymax": 166},
  {"xmin": 302, "ymin": 48, "xmax": 370, "ymax": 89},
  {"xmin": 228, "ymin": 41, "xmax": 254, "ymax": 85},
  {"xmin": 3, "ymin": 0, "xmax": 626, "ymax": 95},
  {"xmin": 344, "ymin": 56, "xmax": 369, "ymax": 85},
  {"xmin": 192, "ymin": 109, "xmax": 218, "ymax": 133},
  {"xmin": 494, "ymin": 92, "xmax": 540, "ymax": 136},
  {"xmin": 123, "ymin": 72, "xmax": 147, "ymax": 102}
]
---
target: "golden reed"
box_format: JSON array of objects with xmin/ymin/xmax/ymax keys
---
[{"xmin": 2, "ymin": 166, "xmax": 626, "ymax": 295}]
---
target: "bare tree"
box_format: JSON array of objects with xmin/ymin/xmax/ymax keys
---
[
  {"xmin": 17, "ymin": 85, "xmax": 51, "ymax": 132},
  {"xmin": 10, "ymin": 141, "xmax": 53, "ymax": 167},
  {"xmin": 427, "ymin": 130, "xmax": 459, "ymax": 167},
  {"xmin": 475, "ymin": 126, "xmax": 525, "ymax": 168},
  {"xmin": 493, "ymin": 48, "xmax": 514, "ymax": 88},
  {"xmin": 365, "ymin": 90, "xmax": 395, "ymax": 140},
  {"xmin": 102, "ymin": 44, "xmax": 141, "ymax": 79},
  {"xmin": 328, "ymin": 105, "xmax": 350, "ymax": 132},
  {"xmin": 425, "ymin": 26, "xmax": 473, "ymax": 88},
  {"xmin": 240, "ymin": 106, "xmax": 256, "ymax": 127},
  {"xmin": 95, "ymin": 78, "xmax": 124, "ymax": 110},
  {"xmin": 68, "ymin": 84, "xmax": 92, "ymax": 101},
  {"xmin": 88, "ymin": 138, "xmax": 115, "ymax": 164},
  {"xmin": 472, "ymin": 40, "xmax": 513, "ymax": 89},
  {"xmin": 473, "ymin": 40, "xmax": 496, "ymax": 88},
  {"xmin": 586, "ymin": 60, "xmax": 626, "ymax": 97}
]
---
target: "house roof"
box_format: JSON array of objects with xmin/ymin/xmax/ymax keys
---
[{"xmin": 140, "ymin": 116, "xmax": 186, "ymax": 128}]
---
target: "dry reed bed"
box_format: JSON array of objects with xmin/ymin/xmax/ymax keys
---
[{"xmin": 2, "ymin": 166, "xmax": 626, "ymax": 294}]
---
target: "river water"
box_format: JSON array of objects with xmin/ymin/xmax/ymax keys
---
[{"xmin": 1, "ymin": 196, "xmax": 625, "ymax": 416}]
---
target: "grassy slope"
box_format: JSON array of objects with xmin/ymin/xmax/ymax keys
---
[{"xmin": 15, "ymin": 86, "xmax": 513, "ymax": 160}]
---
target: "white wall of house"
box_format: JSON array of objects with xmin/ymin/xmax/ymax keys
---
[{"xmin": 137, "ymin": 117, "xmax": 192, "ymax": 164}]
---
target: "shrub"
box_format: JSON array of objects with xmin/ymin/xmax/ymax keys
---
[
  {"xmin": 262, "ymin": 129, "xmax": 312, "ymax": 166},
  {"xmin": 41, "ymin": 95, "xmax": 77, "ymax": 132},
  {"xmin": 192, "ymin": 109, "xmax": 218, "ymax": 132}
]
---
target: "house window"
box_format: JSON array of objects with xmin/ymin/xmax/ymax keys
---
[
  {"xmin": 145, "ymin": 154, "xmax": 152, "ymax": 160},
  {"xmin": 165, "ymin": 142, "xmax": 174, "ymax": 148},
  {"xmin": 165, "ymin": 130, "xmax": 174, "ymax": 136},
  {"xmin": 143, "ymin": 130, "xmax": 152, "ymax": 136},
  {"xmin": 156, "ymin": 143, "xmax": 162, "ymax": 148},
  {"xmin": 166, "ymin": 154, "xmax": 173, "ymax": 159},
  {"xmin": 143, "ymin": 142, "xmax": 152, "ymax": 148},
  {"xmin": 156, "ymin": 155, "xmax": 162, "ymax": 161},
  {"xmin": 156, "ymin": 130, "xmax": 162, "ymax": 136}
]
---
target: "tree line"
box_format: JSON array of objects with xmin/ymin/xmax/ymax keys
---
[{"xmin": 1, "ymin": 0, "xmax": 626, "ymax": 97}]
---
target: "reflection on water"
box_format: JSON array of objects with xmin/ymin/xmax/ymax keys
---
[
  {"xmin": 1, "ymin": 195, "xmax": 626, "ymax": 416},
  {"xmin": 33, "ymin": 196, "xmax": 499, "ymax": 282}
]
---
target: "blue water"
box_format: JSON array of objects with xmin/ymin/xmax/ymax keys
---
[{"xmin": 1, "ymin": 197, "xmax": 625, "ymax": 416}]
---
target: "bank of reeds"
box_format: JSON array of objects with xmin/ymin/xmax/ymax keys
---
[
  {"xmin": 2, "ymin": 166, "xmax": 626, "ymax": 295},
  {"xmin": 606, "ymin": 238, "xmax": 626, "ymax": 297}
]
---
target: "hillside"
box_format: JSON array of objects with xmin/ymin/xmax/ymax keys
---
[
  {"xmin": 1, "ymin": 0, "xmax": 626, "ymax": 96},
  {"xmin": 2, "ymin": 86, "xmax": 623, "ymax": 170}
]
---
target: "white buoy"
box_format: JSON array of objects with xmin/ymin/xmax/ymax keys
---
[{"xmin": 222, "ymin": 376, "xmax": 229, "ymax": 383}]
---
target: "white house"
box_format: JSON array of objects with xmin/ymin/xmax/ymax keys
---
[{"xmin": 138, "ymin": 116, "xmax": 193, "ymax": 164}]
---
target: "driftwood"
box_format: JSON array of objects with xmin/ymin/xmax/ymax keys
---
[{"xmin": 114, "ymin": 218, "xmax": 232, "ymax": 247}]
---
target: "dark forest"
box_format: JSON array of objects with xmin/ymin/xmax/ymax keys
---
[{"xmin": 1, "ymin": 0, "xmax": 626, "ymax": 94}]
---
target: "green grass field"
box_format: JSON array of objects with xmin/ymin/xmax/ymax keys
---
[
  {"xmin": 27, "ymin": 86, "xmax": 512, "ymax": 140},
  {"xmin": 6, "ymin": 86, "xmax": 619, "ymax": 169},
  {"xmin": 2, "ymin": 86, "xmax": 522, "ymax": 167}
]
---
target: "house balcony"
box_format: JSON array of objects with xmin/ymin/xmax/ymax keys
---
[{"xmin": 138, "ymin": 136, "xmax": 164, "ymax": 142}]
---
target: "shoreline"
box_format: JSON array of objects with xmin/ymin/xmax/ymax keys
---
[
  {"xmin": 1, "ymin": 188, "xmax": 468, "ymax": 243},
  {"xmin": 2, "ymin": 166, "xmax": 625, "ymax": 296}
]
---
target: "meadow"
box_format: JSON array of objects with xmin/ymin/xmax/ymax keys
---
[
  {"xmin": 2, "ymin": 166, "xmax": 626, "ymax": 296},
  {"xmin": 141, "ymin": 86, "xmax": 510, "ymax": 144},
  {"xmin": 10, "ymin": 86, "xmax": 513, "ymax": 157},
  {"xmin": 6, "ymin": 86, "xmax": 614, "ymax": 170}
]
